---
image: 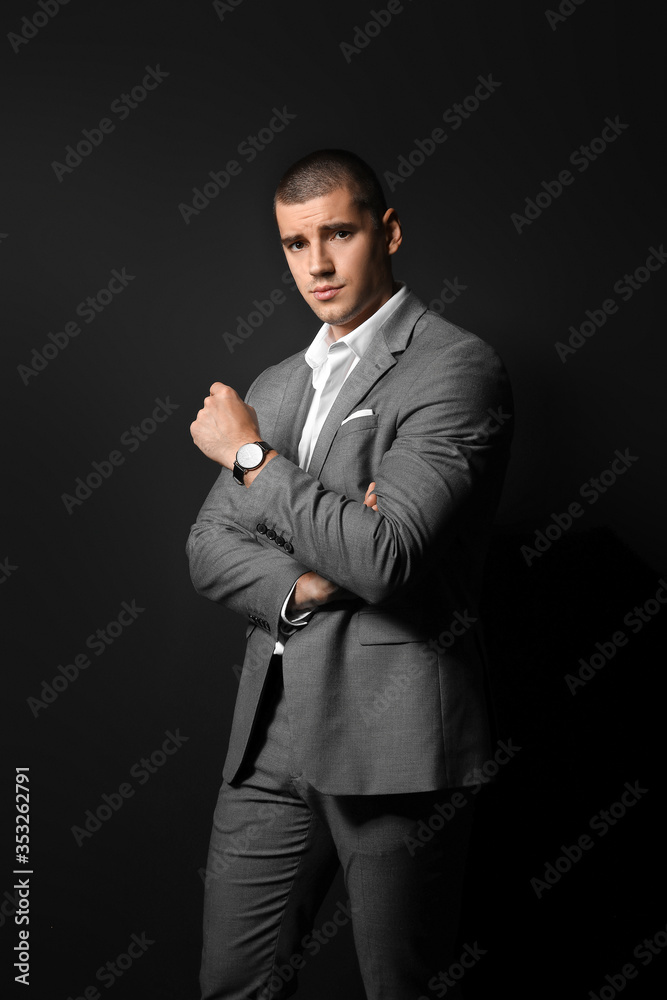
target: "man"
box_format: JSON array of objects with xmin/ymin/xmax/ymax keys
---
[{"xmin": 187, "ymin": 149, "xmax": 512, "ymax": 999}]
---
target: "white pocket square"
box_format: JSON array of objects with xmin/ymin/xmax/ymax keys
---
[{"xmin": 341, "ymin": 409, "xmax": 374, "ymax": 425}]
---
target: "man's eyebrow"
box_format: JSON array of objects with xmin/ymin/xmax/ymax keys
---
[{"xmin": 279, "ymin": 221, "xmax": 358, "ymax": 245}]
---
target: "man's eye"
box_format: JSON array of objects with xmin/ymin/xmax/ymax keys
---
[
  {"xmin": 333, "ymin": 230, "xmax": 350, "ymax": 240},
  {"xmin": 288, "ymin": 241, "xmax": 305, "ymax": 251}
]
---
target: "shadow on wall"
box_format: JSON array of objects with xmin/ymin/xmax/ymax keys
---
[{"xmin": 459, "ymin": 525, "xmax": 665, "ymax": 998}]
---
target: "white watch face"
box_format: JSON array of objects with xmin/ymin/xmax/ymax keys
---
[{"xmin": 236, "ymin": 442, "xmax": 263, "ymax": 469}]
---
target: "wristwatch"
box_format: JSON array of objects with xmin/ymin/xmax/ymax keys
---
[{"xmin": 232, "ymin": 441, "xmax": 272, "ymax": 485}]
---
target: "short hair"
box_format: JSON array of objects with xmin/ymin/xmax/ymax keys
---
[{"xmin": 274, "ymin": 149, "xmax": 388, "ymax": 228}]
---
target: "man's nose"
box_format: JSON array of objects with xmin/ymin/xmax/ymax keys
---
[{"xmin": 308, "ymin": 243, "xmax": 334, "ymax": 275}]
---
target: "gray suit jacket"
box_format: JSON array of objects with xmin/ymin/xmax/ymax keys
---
[{"xmin": 187, "ymin": 291, "xmax": 513, "ymax": 794}]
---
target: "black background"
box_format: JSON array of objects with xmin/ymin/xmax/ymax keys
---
[{"xmin": 2, "ymin": 1, "xmax": 666, "ymax": 997}]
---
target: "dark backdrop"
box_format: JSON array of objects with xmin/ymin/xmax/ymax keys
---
[{"xmin": 2, "ymin": 1, "xmax": 666, "ymax": 998}]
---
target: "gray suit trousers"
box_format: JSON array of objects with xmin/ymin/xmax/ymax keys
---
[{"xmin": 199, "ymin": 656, "xmax": 474, "ymax": 1000}]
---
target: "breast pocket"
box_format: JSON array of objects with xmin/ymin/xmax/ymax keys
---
[
  {"xmin": 338, "ymin": 413, "xmax": 379, "ymax": 434},
  {"xmin": 330, "ymin": 414, "xmax": 380, "ymax": 499}
]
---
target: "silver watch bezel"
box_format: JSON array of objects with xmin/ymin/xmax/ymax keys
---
[{"xmin": 236, "ymin": 442, "xmax": 265, "ymax": 470}]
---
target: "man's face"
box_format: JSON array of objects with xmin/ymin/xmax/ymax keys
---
[{"xmin": 275, "ymin": 186, "xmax": 401, "ymax": 339}]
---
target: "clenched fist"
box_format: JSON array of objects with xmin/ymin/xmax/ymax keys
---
[{"xmin": 190, "ymin": 382, "xmax": 264, "ymax": 469}]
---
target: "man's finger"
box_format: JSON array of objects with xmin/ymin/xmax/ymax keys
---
[{"xmin": 209, "ymin": 381, "xmax": 230, "ymax": 396}]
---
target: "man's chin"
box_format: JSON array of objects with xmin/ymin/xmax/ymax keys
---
[{"xmin": 307, "ymin": 298, "xmax": 359, "ymax": 328}]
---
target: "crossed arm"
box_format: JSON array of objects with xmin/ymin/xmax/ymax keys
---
[
  {"xmin": 186, "ymin": 470, "xmax": 379, "ymax": 638},
  {"xmin": 188, "ymin": 339, "xmax": 511, "ymax": 627},
  {"xmin": 287, "ymin": 481, "xmax": 378, "ymax": 614},
  {"xmin": 188, "ymin": 379, "xmax": 381, "ymax": 622}
]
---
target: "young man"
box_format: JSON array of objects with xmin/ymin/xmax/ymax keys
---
[{"xmin": 188, "ymin": 149, "xmax": 512, "ymax": 999}]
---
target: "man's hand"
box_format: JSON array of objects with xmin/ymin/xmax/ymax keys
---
[
  {"xmin": 287, "ymin": 480, "xmax": 380, "ymax": 615},
  {"xmin": 287, "ymin": 571, "xmax": 357, "ymax": 614},
  {"xmin": 364, "ymin": 481, "xmax": 379, "ymax": 511},
  {"xmin": 190, "ymin": 383, "xmax": 271, "ymax": 471}
]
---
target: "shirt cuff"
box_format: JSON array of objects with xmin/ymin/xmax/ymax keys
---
[{"xmin": 280, "ymin": 584, "xmax": 313, "ymax": 628}]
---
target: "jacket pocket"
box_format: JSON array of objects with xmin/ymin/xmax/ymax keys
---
[
  {"xmin": 357, "ymin": 607, "xmax": 429, "ymax": 644},
  {"xmin": 336, "ymin": 413, "xmax": 379, "ymax": 436}
]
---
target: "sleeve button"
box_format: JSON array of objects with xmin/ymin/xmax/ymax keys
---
[
  {"xmin": 266, "ymin": 528, "xmax": 276, "ymax": 540},
  {"xmin": 256, "ymin": 523, "xmax": 267, "ymax": 534}
]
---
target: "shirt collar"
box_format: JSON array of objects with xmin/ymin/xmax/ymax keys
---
[{"xmin": 304, "ymin": 282, "xmax": 409, "ymax": 373}]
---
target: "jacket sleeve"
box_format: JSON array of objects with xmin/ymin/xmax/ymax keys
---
[
  {"xmin": 210, "ymin": 335, "xmax": 513, "ymax": 605},
  {"xmin": 186, "ymin": 366, "xmax": 314, "ymax": 642},
  {"xmin": 186, "ymin": 491, "xmax": 312, "ymax": 642}
]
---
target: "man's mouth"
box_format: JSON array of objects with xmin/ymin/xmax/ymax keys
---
[{"xmin": 312, "ymin": 286, "xmax": 343, "ymax": 301}]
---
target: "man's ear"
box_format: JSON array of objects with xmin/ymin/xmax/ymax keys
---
[{"xmin": 382, "ymin": 208, "xmax": 402, "ymax": 256}]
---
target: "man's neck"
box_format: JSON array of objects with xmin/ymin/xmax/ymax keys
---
[{"xmin": 329, "ymin": 280, "xmax": 400, "ymax": 341}]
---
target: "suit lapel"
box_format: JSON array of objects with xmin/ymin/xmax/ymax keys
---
[
  {"xmin": 271, "ymin": 358, "xmax": 314, "ymax": 464},
  {"xmin": 307, "ymin": 291, "xmax": 428, "ymax": 480}
]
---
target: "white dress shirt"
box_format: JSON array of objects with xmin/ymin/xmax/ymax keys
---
[{"xmin": 272, "ymin": 283, "xmax": 409, "ymax": 654}]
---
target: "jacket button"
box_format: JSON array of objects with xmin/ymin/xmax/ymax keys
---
[
  {"xmin": 275, "ymin": 535, "xmax": 284, "ymax": 546},
  {"xmin": 256, "ymin": 523, "xmax": 267, "ymax": 534},
  {"xmin": 266, "ymin": 528, "xmax": 276, "ymax": 540},
  {"xmin": 284, "ymin": 542, "xmax": 293, "ymax": 553}
]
